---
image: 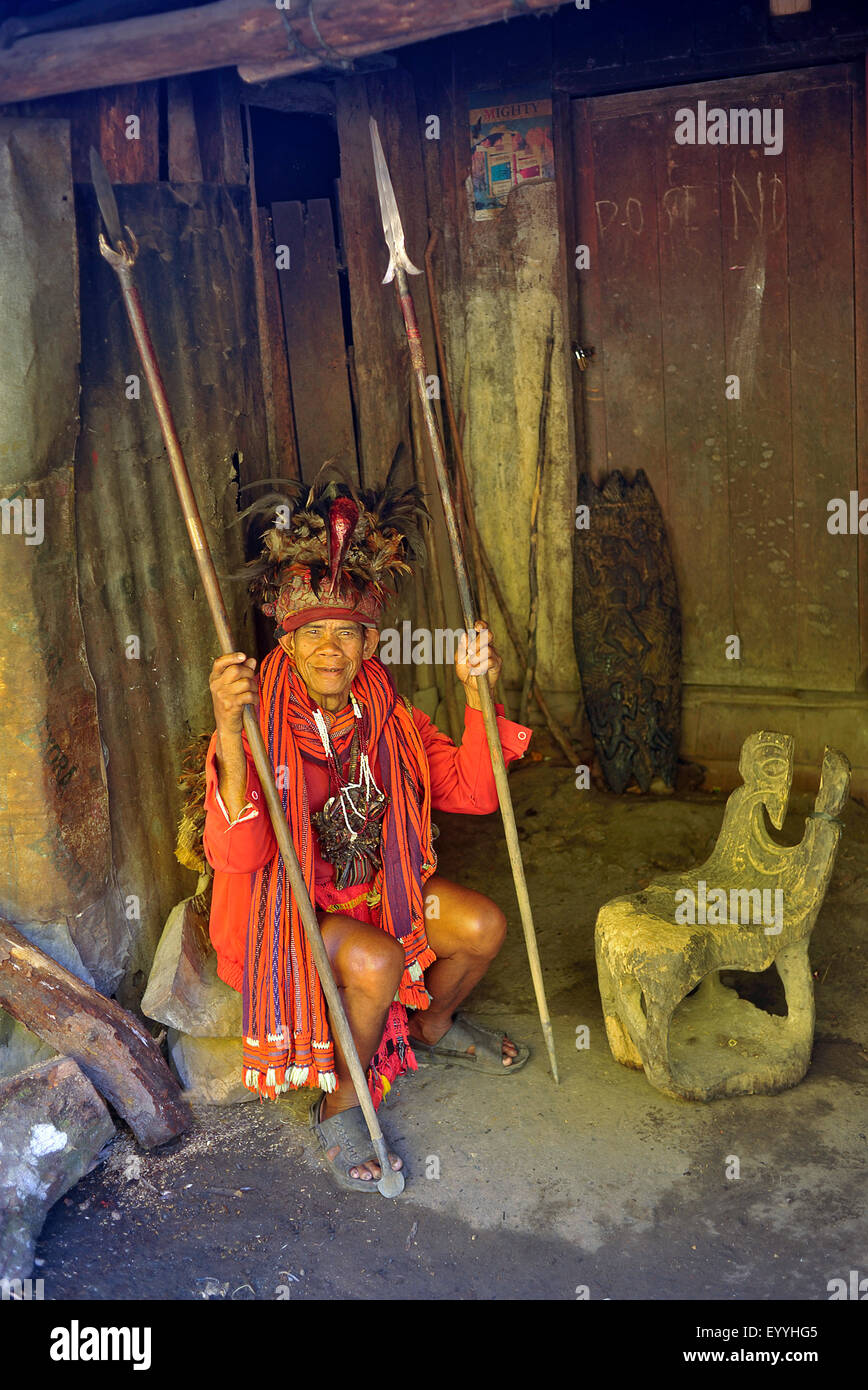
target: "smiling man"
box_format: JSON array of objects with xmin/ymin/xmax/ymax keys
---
[{"xmin": 202, "ymin": 478, "xmax": 533, "ymax": 1192}]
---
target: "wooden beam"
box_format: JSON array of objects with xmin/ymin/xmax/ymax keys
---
[
  {"xmin": 0, "ymin": 918, "xmax": 192, "ymax": 1150},
  {"xmin": 239, "ymin": 77, "xmax": 336, "ymax": 117},
  {"xmin": 0, "ymin": 0, "xmax": 572, "ymax": 105}
]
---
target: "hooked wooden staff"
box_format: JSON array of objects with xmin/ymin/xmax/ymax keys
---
[
  {"xmin": 89, "ymin": 148, "xmax": 403, "ymax": 1198},
  {"xmin": 369, "ymin": 119, "xmax": 559, "ymax": 1083}
]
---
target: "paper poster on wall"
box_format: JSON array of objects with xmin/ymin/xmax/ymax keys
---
[{"xmin": 469, "ymin": 87, "xmax": 554, "ymax": 220}]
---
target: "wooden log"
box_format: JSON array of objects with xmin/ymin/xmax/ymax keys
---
[
  {"xmin": 0, "ymin": 920, "xmax": 192, "ymax": 1149},
  {"xmin": 0, "ymin": 0, "xmax": 571, "ymax": 105},
  {"xmin": 0, "ymin": 1056, "xmax": 115, "ymax": 1281}
]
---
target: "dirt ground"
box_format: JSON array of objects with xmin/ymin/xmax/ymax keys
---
[{"xmin": 35, "ymin": 759, "xmax": 868, "ymax": 1301}]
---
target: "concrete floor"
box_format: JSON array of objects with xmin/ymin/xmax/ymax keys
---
[{"xmin": 36, "ymin": 763, "xmax": 868, "ymax": 1300}]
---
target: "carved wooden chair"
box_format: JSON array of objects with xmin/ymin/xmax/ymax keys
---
[{"xmin": 595, "ymin": 732, "xmax": 850, "ymax": 1100}]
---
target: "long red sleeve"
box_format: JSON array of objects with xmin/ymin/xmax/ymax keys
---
[
  {"xmin": 202, "ymin": 729, "xmax": 276, "ymax": 875},
  {"xmin": 413, "ymin": 702, "xmax": 532, "ymax": 813}
]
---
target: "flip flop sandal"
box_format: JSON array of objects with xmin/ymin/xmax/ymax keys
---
[
  {"xmin": 309, "ymin": 1093, "xmax": 403, "ymax": 1194},
  {"xmin": 411, "ymin": 1012, "xmax": 530, "ymax": 1075}
]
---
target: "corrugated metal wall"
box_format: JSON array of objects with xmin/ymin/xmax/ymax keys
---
[{"xmin": 74, "ymin": 182, "xmax": 267, "ymax": 1006}]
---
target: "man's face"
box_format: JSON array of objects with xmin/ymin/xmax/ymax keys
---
[{"xmin": 279, "ymin": 618, "xmax": 378, "ymax": 708}]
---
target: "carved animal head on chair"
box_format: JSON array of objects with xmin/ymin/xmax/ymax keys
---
[{"xmin": 738, "ymin": 731, "xmax": 794, "ymax": 830}]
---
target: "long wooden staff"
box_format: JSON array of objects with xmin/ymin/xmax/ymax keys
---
[
  {"xmin": 89, "ymin": 149, "xmax": 403, "ymax": 1197},
  {"xmin": 369, "ymin": 120, "xmax": 559, "ymax": 1083}
]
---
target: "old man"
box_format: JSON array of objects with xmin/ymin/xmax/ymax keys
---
[{"xmin": 202, "ymin": 478, "xmax": 532, "ymax": 1192}]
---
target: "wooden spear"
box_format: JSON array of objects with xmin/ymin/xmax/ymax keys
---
[
  {"xmin": 422, "ymin": 228, "xmax": 487, "ymax": 621},
  {"xmin": 89, "ymin": 149, "xmax": 404, "ymax": 1197},
  {"xmin": 369, "ymin": 119, "xmax": 559, "ymax": 1083}
]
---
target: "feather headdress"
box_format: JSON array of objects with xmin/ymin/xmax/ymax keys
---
[{"xmin": 235, "ymin": 456, "xmax": 429, "ymax": 633}]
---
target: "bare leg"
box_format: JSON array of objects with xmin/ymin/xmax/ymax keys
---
[
  {"xmin": 318, "ymin": 911, "xmax": 405, "ymax": 1180},
  {"xmin": 407, "ymin": 874, "xmax": 519, "ymax": 1065}
]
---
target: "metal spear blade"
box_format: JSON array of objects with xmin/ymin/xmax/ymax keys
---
[
  {"xmin": 89, "ymin": 146, "xmax": 124, "ymax": 249},
  {"xmin": 369, "ymin": 117, "xmax": 421, "ymax": 284}
]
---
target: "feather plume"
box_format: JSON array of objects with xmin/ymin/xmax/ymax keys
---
[{"xmin": 231, "ymin": 463, "xmax": 429, "ymax": 614}]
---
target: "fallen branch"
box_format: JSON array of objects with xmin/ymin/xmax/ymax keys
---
[{"xmin": 0, "ymin": 920, "xmax": 192, "ymax": 1149}]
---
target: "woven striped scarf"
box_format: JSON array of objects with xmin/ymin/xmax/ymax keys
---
[{"xmin": 242, "ymin": 647, "xmax": 437, "ymax": 1100}]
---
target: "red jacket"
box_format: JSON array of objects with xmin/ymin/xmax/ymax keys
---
[{"xmin": 203, "ymin": 701, "xmax": 533, "ymax": 991}]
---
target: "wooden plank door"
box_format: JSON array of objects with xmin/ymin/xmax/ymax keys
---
[
  {"xmin": 572, "ymin": 64, "xmax": 864, "ymax": 694},
  {"xmin": 271, "ymin": 198, "xmax": 359, "ymax": 484}
]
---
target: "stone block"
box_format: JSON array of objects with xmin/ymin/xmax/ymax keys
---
[
  {"xmin": 142, "ymin": 882, "xmax": 241, "ymax": 1038},
  {"xmin": 167, "ymin": 1030, "xmax": 255, "ymax": 1106},
  {"xmin": 0, "ymin": 1056, "xmax": 115, "ymax": 1280},
  {"xmin": 0, "ymin": 1012, "xmax": 57, "ymax": 1082}
]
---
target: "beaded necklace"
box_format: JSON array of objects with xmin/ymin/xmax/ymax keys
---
[{"xmin": 310, "ymin": 693, "xmax": 388, "ymax": 888}]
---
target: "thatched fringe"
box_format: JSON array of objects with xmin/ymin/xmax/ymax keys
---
[{"xmin": 174, "ymin": 731, "xmax": 213, "ymax": 874}]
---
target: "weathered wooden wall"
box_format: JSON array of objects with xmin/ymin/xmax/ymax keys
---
[
  {"xmin": 330, "ymin": 32, "xmax": 581, "ymax": 732},
  {"xmin": 406, "ymin": 29, "xmax": 579, "ymax": 730},
  {"xmin": 376, "ymin": 4, "xmax": 868, "ymax": 792},
  {"xmin": 75, "ymin": 180, "xmax": 265, "ymax": 1007},
  {"xmin": 0, "ymin": 117, "xmax": 130, "ymax": 998}
]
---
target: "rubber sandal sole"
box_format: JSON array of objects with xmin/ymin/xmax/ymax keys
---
[
  {"xmin": 309, "ymin": 1094, "xmax": 404, "ymax": 1194},
  {"xmin": 411, "ymin": 1013, "xmax": 530, "ymax": 1075}
]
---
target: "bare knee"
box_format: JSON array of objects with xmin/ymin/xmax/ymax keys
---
[
  {"xmin": 456, "ymin": 900, "xmax": 507, "ymax": 960},
  {"xmin": 341, "ymin": 934, "xmax": 405, "ymax": 1003}
]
